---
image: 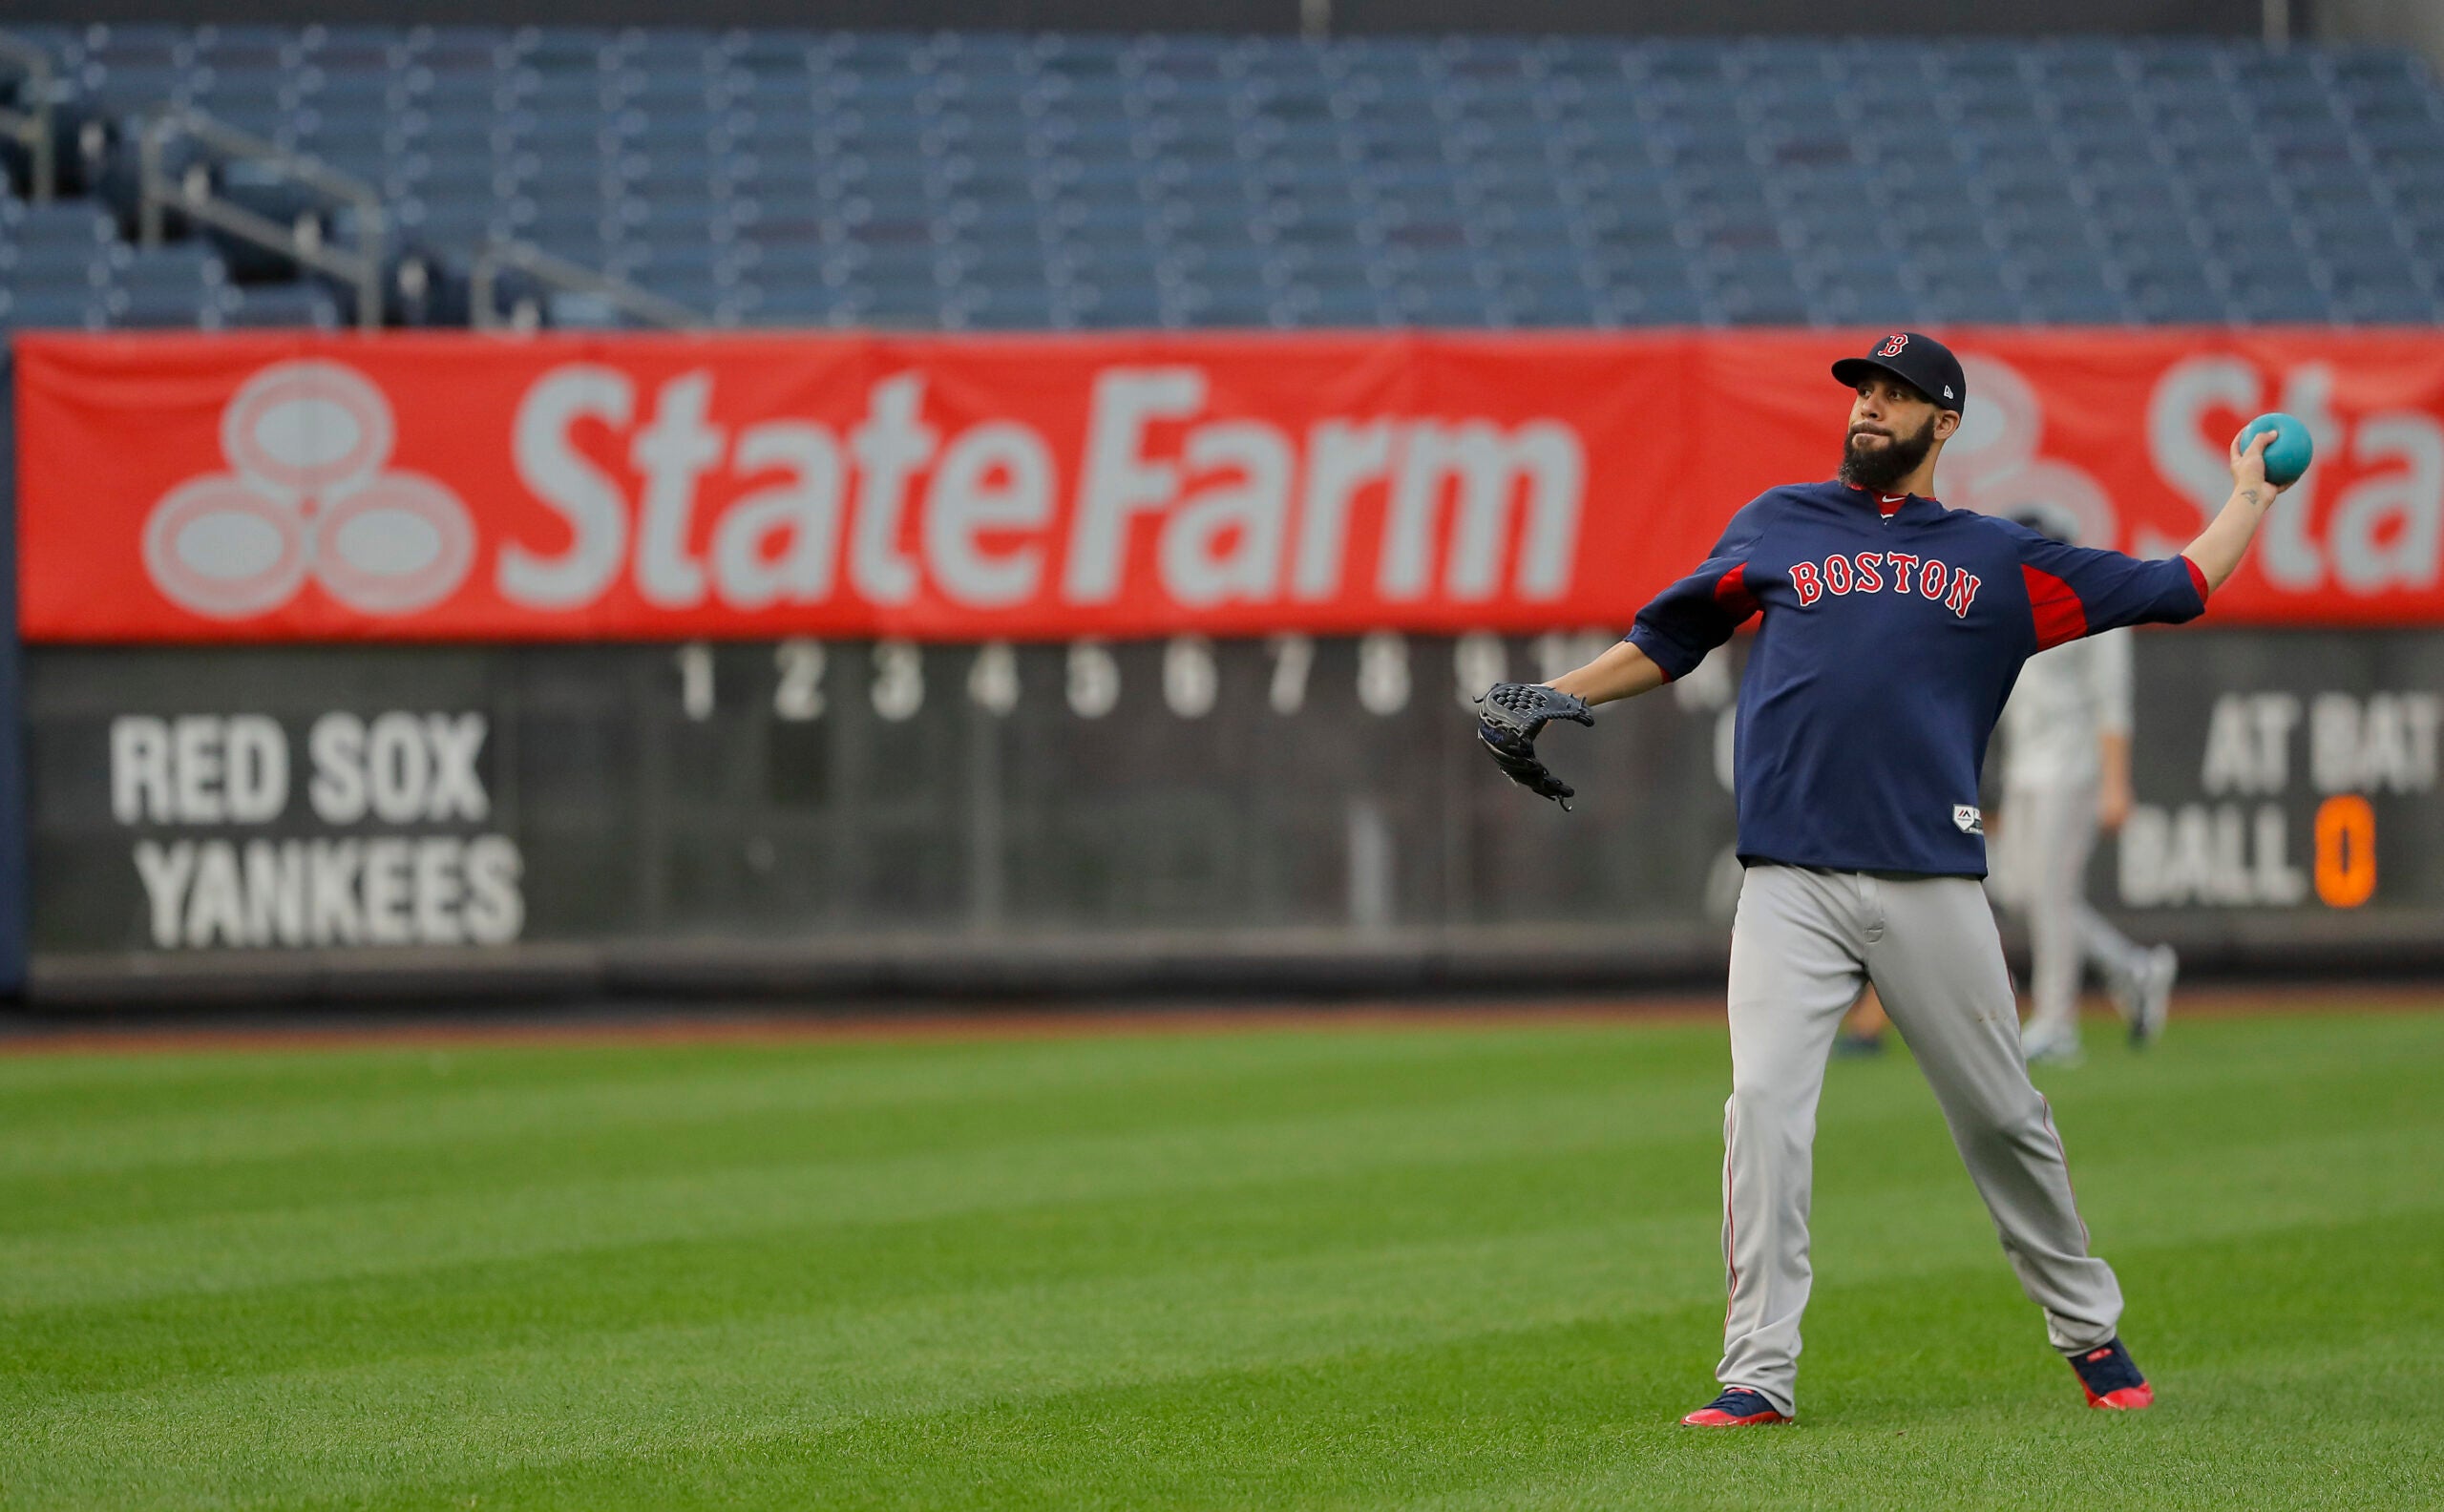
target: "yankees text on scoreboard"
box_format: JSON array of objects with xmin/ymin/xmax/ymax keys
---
[{"xmin": 105, "ymin": 710, "xmax": 522, "ymax": 951}]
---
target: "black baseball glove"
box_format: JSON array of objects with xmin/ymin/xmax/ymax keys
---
[{"xmin": 1475, "ymin": 682, "xmax": 1595, "ymax": 810}]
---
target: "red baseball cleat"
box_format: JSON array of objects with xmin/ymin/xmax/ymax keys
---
[
  {"xmin": 2068, "ymin": 1337, "xmax": 2155, "ymax": 1410},
  {"xmin": 1679, "ymin": 1387, "xmax": 1791, "ymax": 1426}
]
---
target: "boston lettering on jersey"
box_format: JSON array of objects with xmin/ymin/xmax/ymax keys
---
[
  {"xmin": 1627, "ymin": 479, "xmax": 2208, "ymax": 877},
  {"xmin": 1790, "ymin": 552, "xmax": 1983, "ymax": 618}
]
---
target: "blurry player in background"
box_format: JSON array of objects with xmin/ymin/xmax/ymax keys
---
[
  {"xmin": 1833, "ymin": 984, "xmax": 1888, "ymax": 1057},
  {"xmin": 1990, "ymin": 502, "xmax": 2179, "ymax": 1065}
]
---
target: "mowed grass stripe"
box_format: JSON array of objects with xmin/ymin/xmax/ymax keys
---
[
  {"xmin": 0, "ymin": 1196, "xmax": 2390, "ymax": 1511},
  {"xmin": 22, "ymin": 1208, "xmax": 2416, "ymax": 1512},
  {"xmin": 4, "ymin": 1208, "xmax": 1730, "ymax": 1504},
  {"xmin": 0, "ymin": 1011, "xmax": 2434, "ymax": 1510},
  {"xmin": 2, "ymin": 1013, "xmax": 2433, "ymax": 1308},
  {"xmin": 1, "ymin": 1030, "xmax": 1717, "ymax": 1232},
  {"xmin": 6, "ymin": 1072, "xmax": 2437, "ymax": 1365},
  {"xmin": 7, "ymin": 1006, "xmax": 2425, "ymax": 1179},
  {"xmin": 349, "ymin": 1211, "xmax": 2444, "ymax": 1512},
  {"xmin": 0, "ymin": 1027, "xmax": 1675, "ymax": 1172},
  {"xmin": 0, "ymin": 1076, "xmax": 1733, "ymax": 1310},
  {"xmin": 0, "ymin": 1006, "xmax": 2424, "ymax": 1233},
  {"xmin": 8, "ymin": 1102, "xmax": 2433, "ymax": 1408},
  {"xmin": 5, "ymin": 1136, "xmax": 1725, "ymax": 1395},
  {"xmin": 5, "ymin": 1020, "xmax": 2424, "ymax": 1338}
]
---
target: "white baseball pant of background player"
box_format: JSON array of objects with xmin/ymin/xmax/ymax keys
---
[
  {"xmin": 1717, "ymin": 863, "xmax": 2123, "ymax": 1418},
  {"xmin": 1991, "ymin": 627, "xmax": 2160, "ymax": 1055},
  {"xmin": 1991, "ymin": 779, "xmax": 2159, "ymax": 1049}
]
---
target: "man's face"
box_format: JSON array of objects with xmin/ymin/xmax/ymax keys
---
[{"xmin": 1839, "ymin": 376, "xmax": 1955, "ymax": 492}]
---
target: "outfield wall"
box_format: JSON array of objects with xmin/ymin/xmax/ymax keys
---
[
  {"xmin": 21, "ymin": 630, "xmax": 2443, "ymax": 1001},
  {"xmin": 12, "ymin": 330, "xmax": 2444, "ymax": 1002}
]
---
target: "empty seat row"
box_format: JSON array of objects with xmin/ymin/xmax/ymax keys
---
[{"xmin": 0, "ymin": 27, "xmax": 2438, "ymax": 331}]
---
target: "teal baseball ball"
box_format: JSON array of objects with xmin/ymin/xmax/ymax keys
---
[{"xmin": 2235, "ymin": 412, "xmax": 2313, "ymax": 488}]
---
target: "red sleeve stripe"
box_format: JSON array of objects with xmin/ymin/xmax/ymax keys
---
[
  {"xmin": 1714, "ymin": 562, "xmax": 1759, "ymax": 620},
  {"xmin": 2022, "ymin": 563, "xmax": 2087, "ymax": 651},
  {"xmin": 2183, "ymin": 555, "xmax": 2211, "ymax": 603}
]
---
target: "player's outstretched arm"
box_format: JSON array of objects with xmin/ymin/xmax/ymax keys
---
[
  {"xmin": 2182, "ymin": 430, "xmax": 2288, "ymax": 595},
  {"xmin": 1547, "ymin": 640, "xmax": 1671, "ymax": 706}
]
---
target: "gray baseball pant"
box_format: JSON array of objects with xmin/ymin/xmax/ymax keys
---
[
  {"xmin": 1717, "ymin": 863, "xmax": 2123, "ymax": 1418},
  {"xmin": 1991, "ymin": 778, "xmax": 2153, "ymax": 1047}
]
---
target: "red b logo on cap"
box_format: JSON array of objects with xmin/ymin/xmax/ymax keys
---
[{"xmin": 1876, "ymin": 332, "xmax": 1909, "ymax": 358}]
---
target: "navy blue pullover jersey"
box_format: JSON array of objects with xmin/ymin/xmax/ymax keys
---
[{"xmin": 1625, "ymin": 479, "xmax": 2209, "ymax": 878}]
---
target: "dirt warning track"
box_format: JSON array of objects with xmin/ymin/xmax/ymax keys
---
[{"xmin": 3, "ymin": 983, "xmax": 2437, "ymax": 1058}]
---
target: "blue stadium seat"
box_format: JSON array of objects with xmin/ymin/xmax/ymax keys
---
[
  {"xmin": 3, "ymin": 29, "xmax": 2441, "ymax": 332},
  {"xmin": 104, "ymin": 242, "xmax": 227, "ymax": 326},
  {"xmin": 3, "ymin": 284, "xmax": 100, "ymax": 328},
  {"xmin": 2123, "ymin": 271, "xmax": 2226, "ymax": 325}
]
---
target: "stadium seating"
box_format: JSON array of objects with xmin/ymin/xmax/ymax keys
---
[{"xmin": 0, "ymin": 25, "xmax": 2438, "ymax": 331}]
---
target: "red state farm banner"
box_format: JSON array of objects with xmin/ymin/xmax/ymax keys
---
[{"xmin": 14, "ymin": 327, "xmax": 2444, "ymax": 643}]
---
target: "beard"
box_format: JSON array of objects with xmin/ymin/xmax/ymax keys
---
[{"xmin": 1838, "ymin": 413, "xmax": 1938, "ymax": 492}]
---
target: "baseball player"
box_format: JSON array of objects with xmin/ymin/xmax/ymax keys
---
[
  {"xmin": 1473, "ymin": 332, "xmax": 2292, "ymax": 1426},
  {"xmin": 1991, "ymin": 503, "xmax": 2179, "ymax": 1065}
]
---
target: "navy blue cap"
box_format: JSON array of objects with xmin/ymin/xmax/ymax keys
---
[{"xmin": 1832, "ymin": 331, "xmax": 1967, "ymax": 414}]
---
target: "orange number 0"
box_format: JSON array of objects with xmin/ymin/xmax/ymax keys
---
[{"xmin": 2313, "ymin": 795, "xmax": 2376, "ymax": 910}]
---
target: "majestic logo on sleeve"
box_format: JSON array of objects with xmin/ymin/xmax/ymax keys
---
[
  {"xmin": 142, "ymin": 361, "xmax": 474, "ymax": 620},
  {"xmin": 1789, "ymin": 551, "xmax": 1983, "ymax": 618}
]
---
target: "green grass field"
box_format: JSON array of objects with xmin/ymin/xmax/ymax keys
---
[{"xmin": 1, "ymin": 1003, "xmax": 2438, "ymax": 1510}]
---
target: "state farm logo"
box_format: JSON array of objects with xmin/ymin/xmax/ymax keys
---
[{"xmin": 142, "ymin": 361, "xmax": 474, "ymax": 619}]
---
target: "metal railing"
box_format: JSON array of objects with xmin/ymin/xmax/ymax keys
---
[
  {"xmin": 137, "ymin": 106, "xmax": 386, "ymax": 330},
  {"xmin": 0, "ymin": 31, "xmax": 56, "ymax": 201},
  {"xmin": 0, "ymin": 32, "xmax": 706, "ymax": 337},
  {"xmin": 471, "ymin": 239, "xmax": 705, "ymax": 331}
]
